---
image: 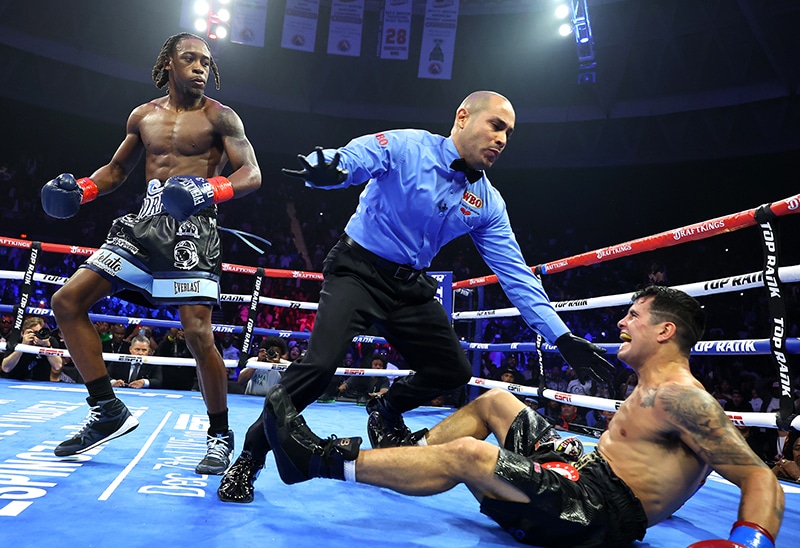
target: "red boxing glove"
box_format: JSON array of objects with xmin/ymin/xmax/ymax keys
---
[{"xmin": 688, "ymin": 521, "xmax": 775, "ymax": 548}]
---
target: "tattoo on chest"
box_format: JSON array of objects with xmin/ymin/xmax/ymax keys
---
[{"xmin": 640, "ymin": 388, "xmax": 657, "ymax": 408}]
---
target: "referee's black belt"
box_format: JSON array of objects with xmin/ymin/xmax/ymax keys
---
[{"xmin": 341, "ymin": 234, "xmax": 422, "ymax": 282}]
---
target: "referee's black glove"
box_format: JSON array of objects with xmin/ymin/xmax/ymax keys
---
[
  {"xmin": 281, "ymin": 146, "xmax": 348, "ymax": 187},
  {"xmin": 555, "ymin": 333, "xmax": 616, "ymax": 385}
]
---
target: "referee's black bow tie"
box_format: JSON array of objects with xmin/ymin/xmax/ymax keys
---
[{"xmin": 450, "ymin": 158, "xmax": 483, "ymax": 183}]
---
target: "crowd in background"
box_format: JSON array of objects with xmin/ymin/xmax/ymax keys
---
[{"xmin": 2, "ymin": 149, "xmax": 799, "ymax": 480}]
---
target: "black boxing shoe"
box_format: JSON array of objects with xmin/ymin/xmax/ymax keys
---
[
  {"xmin": 366, "ymin": 396, "xmax": 412, "ymax": 448},
  {"xmin": 216, "ymin": 451, "xmax": 263, "ymax": 503},
  {"xmin": 264, "ymin": 384, "xmax": 361, "ymax": 484}
]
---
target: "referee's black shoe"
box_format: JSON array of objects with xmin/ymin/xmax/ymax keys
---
[{"xmin": 264, "ymin": 384, "xmax": 361, "ymax": 484}]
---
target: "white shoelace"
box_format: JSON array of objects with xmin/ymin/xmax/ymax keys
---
[{"xmin": 205, "ymin": 435, "xmax": 231, "ymax": 462}]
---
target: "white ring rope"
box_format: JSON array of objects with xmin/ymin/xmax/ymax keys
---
[{"xmin": 453, "ymin": 264, "xmax": 800, "ymax": 319}]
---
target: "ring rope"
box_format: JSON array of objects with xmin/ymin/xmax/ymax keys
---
[{"xmin": 452, "ymin": 192, "xmax": 800, "ymax": 289}]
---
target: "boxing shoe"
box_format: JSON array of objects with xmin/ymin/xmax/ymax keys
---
[
  {"xmin": 365, "ymin": 395, "xmax": 412, "ymax": 448},
  {"xmin": 217, "ymin": 451, "xmax": 263, "ymax": 503},
  {"xmin": 196, "ymin": 429, "xmax": 234, "ymax": 475},
  {"xmin": 54, "ymin": 397, "xmax": 139, "ymax": 456},
  {"xmin": 264, "ymin": 384, "xmax": 361, "ymax": 484}
]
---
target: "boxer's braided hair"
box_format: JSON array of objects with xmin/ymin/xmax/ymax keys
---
[{"xmin": 152, "ymin": 32, "xmax": 220, "ymax": 91}]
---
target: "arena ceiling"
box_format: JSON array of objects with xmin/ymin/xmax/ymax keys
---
[{"xmin": 1, "ymin": 0, "xmax": 799, "ymax": 168}]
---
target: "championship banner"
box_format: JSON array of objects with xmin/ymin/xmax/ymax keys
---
[
  {"xmin": 379, "ymin": 0, "xmax": 412, "ymax": 60},
  {"xmin": 281, "ymin": 0, "xmax": 320, "ymax": 52},
  {"xmin": 231, "ymin": 0, "xmax": 268, "ymax": 48},
  {"xmin": 327, "ymin": 0, "xmax": 365, "ymax": 57},
  {"xmin": 417, "ymin": 0, "xmax": 460, "ymax": 80}
]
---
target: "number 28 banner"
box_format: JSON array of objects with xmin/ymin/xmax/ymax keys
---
[{"xmin": 379, "ymin": 0, "xmax": 412, "ymax": 60}]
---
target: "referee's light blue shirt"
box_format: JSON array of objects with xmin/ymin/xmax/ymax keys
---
[{"xmin": 304, "ymin": 129, "xmax": 570, "ymax": 344}]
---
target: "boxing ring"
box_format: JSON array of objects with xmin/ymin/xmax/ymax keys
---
[{"xmin": 1, "ymin": 193, "xmax": 799, "ymax": 546}]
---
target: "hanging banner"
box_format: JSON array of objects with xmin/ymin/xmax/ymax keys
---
[
  {"xmin": 231, "ymin": 0, "xmax": 269, "ymax": 48},
  {"xmin": 379, "ymin": 0, "xmax": 412, "ymax": 60},
  {"xmin": 327, "ymin": 0, "xmax": 365, "ymax": 57},
  {"xmin": 281, "ymin": 0, "xmax": 320, "ymax": 52},
  {"xmin": 418, "ymin": 0, "xmax": 460, "ymax": 80}
]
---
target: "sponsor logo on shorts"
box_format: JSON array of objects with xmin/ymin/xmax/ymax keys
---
[
  {"xmin": 177, "ymin": 220, "xmax": 200, "ymax": 238},
  {"xmin": 137, "ymin": 179, "xmax": 165, "ymax": 219},
  {"xmin": 375, "ymin": 133, "xmax": 389, "ymax": 146},
  {"xmin": 174, "ymin": 280, "xmax": 201, "ymax": 294},
  {"xmin": 173, "ymin": 241, "xmax": 199, "ymax": 270},
  {"xmin": 88, "ymin": 250, "xmax": 123, "ymax": 277},
  {"xmin": 108, "ymin": 235, "xmax": 140, "ymax": 255}
]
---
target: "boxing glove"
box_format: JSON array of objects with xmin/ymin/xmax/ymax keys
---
[
  {"xmin": 281, "ymin": 146, "xmax": 348, "ymax": 187},
  {"xmin": 161, "ymin": 175, "xmax": 233, "ymax": 222},
  {"xmin": 41, "ymin": 173, "xmax": 98, "ymax": 219},
  {"xmin": 688, "ymin": 521, "xmax": 775, "ymax": 548},
  {"xmin": 555, "ymin": 333, "xmax": 616, "ymax": 385}
]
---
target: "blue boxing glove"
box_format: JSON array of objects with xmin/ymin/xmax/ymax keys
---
[
  {"xmin": 161, "ymin": 175, "xmax": 233, "ymax": 222},
  {"xmin": 688, "ymin": 521, "xmax": 775, "ymax": 548},
  {"xmin": 41, "ymin": 173, "xmax": 98, "ymax": 219}
]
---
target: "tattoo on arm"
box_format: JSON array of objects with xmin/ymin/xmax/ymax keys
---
[
  {"xmin": 218, "ymin": 108, "xmax": 245, "ymax": 139},
  {"xmin": 657, "ymin": 385, "xmax": 765, "ymax": 467}
]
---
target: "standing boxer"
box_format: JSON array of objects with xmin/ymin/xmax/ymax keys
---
[{"xmin": 41, "ymin": 32, "xmax": 261, "ymax": 474}]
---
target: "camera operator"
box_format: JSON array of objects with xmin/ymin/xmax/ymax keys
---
[
  {"xmin": 2, "ymin": 317, "xmax": 63, "ymax": 381},
  {"xmin": 229, "ymin": 337, "xmax": 288, "ymax": 396}
]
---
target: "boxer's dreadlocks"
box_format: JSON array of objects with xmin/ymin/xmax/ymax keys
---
[{"xmin": 152, "ymin": 32, "xmax": 220, "ymax": 91}]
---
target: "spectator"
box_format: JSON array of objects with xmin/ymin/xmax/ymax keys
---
[
  {"xmin": 108, "ymin": 334, "xmax": 162, "ymax": 389},
  {"xmin": 156, "ymin": 328, "xmax": 196, "ymax": 391},
  {"xmin": 233, "ymin": 337, "xmax": 288, "ymax": 396},
  {"xmin": 102, "ymin": 323, "xmax": 130, "ymax": 366},
  {"xmin": 316, "ymin": 352, "xmax": 355, "ymax": 403},
  {"xmin": 0, "ymin": 314, "xmax": 13, "ymax": 342},
  {"xmin": 556, "ymin": 403, "xmax": 587, "ymax": 430},
  {"xmin": 1, "ymin": 317, "xmax": 62, "ymax": 381},
  {"xmin": 772, "ymin": 430, "xmax": 800, "ymax": 482},
  {"xmin": 565, "ymin": 365, "xmax": 594, "ymax": 396},
  {"xmin": 335, "ymin": 353, "xmax": 391, "ymax": 405}
]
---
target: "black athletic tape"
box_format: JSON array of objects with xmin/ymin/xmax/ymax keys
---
[
  {"xmin": 755, "ymin": 206, "xmax": 794, "ymax": 421},
  {"xmin": 6, "ymin": 241, "xmax": 43, "ymax": 352},
  {"xmin": 237, "ymin": 267, "xmax": 264, "ymax": 369}
]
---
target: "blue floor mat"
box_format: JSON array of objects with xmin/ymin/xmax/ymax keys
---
[{"xmin": 1, "ymin": 379, "xmax": 798, "ymax": 547}]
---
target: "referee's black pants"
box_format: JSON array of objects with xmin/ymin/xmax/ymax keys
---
[{"xmin": 242, "ymin": 236, "xmax": 472, "ymax": 459}]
